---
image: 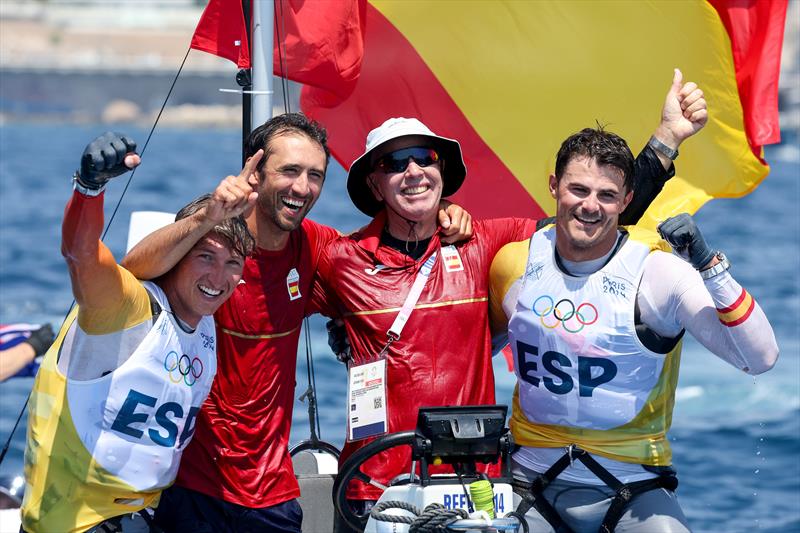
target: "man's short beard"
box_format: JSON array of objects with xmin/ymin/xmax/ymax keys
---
[{"xmin": 271, "ymin": 211, "xmax": 302, "ymax": 232}]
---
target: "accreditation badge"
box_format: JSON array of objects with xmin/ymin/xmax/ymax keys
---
[{"xmin": 347, "ymin": 358, "xmax": 387, "ymax": 441}]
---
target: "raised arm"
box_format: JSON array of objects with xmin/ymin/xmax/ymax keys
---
[
  {"xmin": 621, "ymin": 68, "xmax": 708, "ymax": 225},
  {"xmin": 643, "ymin": 214, "xmax": 778, "ymax": 375},
  {"xmin": 63, "ymin": 132, "xmax": 141, "ymax": 310},
  {"xmin": 122, "ymin": 150, "xmax": 261, "ymax": 279}
]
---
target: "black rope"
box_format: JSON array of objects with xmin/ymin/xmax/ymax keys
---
[
  {"xmin": 0, "ymin": 46, "xmax": 193, "ymax": 468},
  {"xmin": 0, "ymin": 395, "xmax": 28, "ymax": 465},
  {"xmin": 410, "ymin": 504, "xmax": 468, "ymax": 533},
  {"xmin": 370, "ymin": 502, "xmax": 468, "ymax": 532},
  {"xmin": 453, "ymin": 463, "xmax": 474, "ymax": 513},
  {"xmin": 102, "ymin": 46, "xmax": 192, "ymax": 241},
  {"xmin": 308, "ymin": 320, "xmax": 321, "ymax": 436},
  {"xmin": 300, "ymin": 317, "xmax": 322, "ymax": 442}
]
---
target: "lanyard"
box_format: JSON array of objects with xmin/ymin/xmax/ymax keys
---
[
  {"xmin": 375, "ymin": 251, "xmax": 438, "ymax": 358},
  {"xmin": 346, "ymin": 251, "xmax": 438, "ymax": 441}
]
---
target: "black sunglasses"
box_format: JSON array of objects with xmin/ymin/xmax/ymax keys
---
[{"xmin": 374, "ymin": 146, "xmax": 440, "ymax": 174}]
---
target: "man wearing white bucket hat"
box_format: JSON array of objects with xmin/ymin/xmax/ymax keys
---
[
  {"xmin": 345, "ymin": 117, "xmax": 468, "ymax": 227},
  {"xmin": 313, "ymin": 116, "xmax": 533, "ymax": 524},
  {"xmin": 313, "ymin": 69, "xmax": 708, "ymax": 520}
]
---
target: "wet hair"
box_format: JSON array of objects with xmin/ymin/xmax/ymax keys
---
[
  {"xmin": 175, "ymin": 194, "xmax": 255, "ymax": 258},
  {"xmin": 554, "ymin": 125, "xmax": 635, "ymax": 192},
  {"xmin": 244, "ymin": 112, "xmax": 330, "ymax": 175}
]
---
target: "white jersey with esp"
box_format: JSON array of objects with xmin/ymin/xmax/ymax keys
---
[
  {"xmin": 65, "ymin": 281, "xmax": 217, "ymax": 489},
  {"xmin": 510, "ymin": 229, "xmax": 673, "ymax": 430}
]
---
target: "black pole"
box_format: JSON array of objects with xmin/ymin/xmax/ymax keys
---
[{"xmin": 240, "ymin": 0, "xmax": 253, "ymax": 166}]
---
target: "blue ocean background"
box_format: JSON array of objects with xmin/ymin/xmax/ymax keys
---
[{"xmin": 0, "ymin": 123, "xmax": 798, "ymax": 532}]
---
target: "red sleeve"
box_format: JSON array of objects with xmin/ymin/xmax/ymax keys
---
[
  {"xmin": 62, "ymin": 191, "xmax": 128, "ymax": 309},
  {"xmin": 303, "ymin": 218, "xmax": 340, "ymax": 258},
  {"xmin": 301, "ymin": 219, "xmax": 343, "ymax": 318},
  {"xmin": 477, "ymin": 217, "xmax": 537, "ymax": 259},
  {"xmin": 62, "ymin": 191, "xmax": 104, "ymax": 258},
  {"xmin": 63, "ymin": 191, "xmax": 153, "ymax": 329},
  {"xmin": 306, "ymin": 242, "xmax": 342, "ymax": 318}
]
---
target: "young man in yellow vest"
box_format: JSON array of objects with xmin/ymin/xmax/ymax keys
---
[
  {"xmin": 490, "ymin": 127, "xmax": 778, "ymax": 532},
  {"xmin": 21, "ymin": 132, "xmax": 256, "ymax": 532}
]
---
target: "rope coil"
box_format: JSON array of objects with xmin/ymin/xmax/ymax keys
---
[{"xmin": 370, "ymin": 501, "xmax": 469, "ymax": 532}]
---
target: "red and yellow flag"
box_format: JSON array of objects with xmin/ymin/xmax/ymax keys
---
[{"xmin": 193, "ymin": 0, "xmax": 786, "ymax": 228}]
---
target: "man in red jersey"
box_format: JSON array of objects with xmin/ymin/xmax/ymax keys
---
[
  {"xmin": 122, "ymin": 113, "xmax": 471, "ymax": 532},
  {"xmin": 311, "ymin": 118, "xmax": 537, "ymax": 526}
]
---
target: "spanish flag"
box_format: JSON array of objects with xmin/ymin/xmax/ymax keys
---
[{"xmin": 192, "ymin": 0, "xmax": 786, "ymax": 228}]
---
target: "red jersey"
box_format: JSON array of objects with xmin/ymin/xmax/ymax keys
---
[
  {"xmin": 175, "ymin": 218, "xmax": 339, "ymax": 508},
  {"xmin": 312, "ymin": 213, "xmax": 536, "ymax": 500}
]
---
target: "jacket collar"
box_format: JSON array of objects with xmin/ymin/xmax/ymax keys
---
[{"xmin": 355, "ymin": 211, "xmax": 442, "ymax": 268}]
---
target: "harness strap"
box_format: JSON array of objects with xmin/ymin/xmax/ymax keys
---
[
  {"xmin": 513, "ymin": 446, "xmax": 679, "ymax": 533},
  {"xmin": 598, "ymin": 475, "xmax": 677, "ymax": 533},
  {"xmin": 512, "ymin": 478, "xmax": 574, "ymax": 533},
  {"xmin": 513, "ymin": 471, "xmax": 575, "ymax": 533},
  {"xmin": 145, "ymin": 288, "xmax": 162, "ymax": 327},
  {"xmin": 573, "ymin": 449, "xmax": 624, "ymax": 491}
]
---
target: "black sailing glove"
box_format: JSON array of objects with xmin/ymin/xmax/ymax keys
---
[
  {"xmin": 76, "ymin": 132, "xmax": 138, "ymax": 191},
  {"xmin": 657, "ymin": 213, "xmax": 716, "ymax": 270},
  {"xmin": 24, "ymin": 324, "xmax": 55, "ymax": 357},
  {"xmin": 326, "ymin": 319, "xmax": 351, "ymax": 363}
]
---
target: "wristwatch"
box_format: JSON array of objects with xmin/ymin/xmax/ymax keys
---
[
  {"xmin": 648, "ymin": 136, "xmax": 679, "ymax": 161},
  {"xmin": 72, "ymin": 171, "xmax": 105, "ymax": 197},
  {"xmin": 699, "ymin": 251, "xmax": 730, "ymax": 280}
]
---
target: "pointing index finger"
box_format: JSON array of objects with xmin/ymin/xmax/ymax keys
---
[{"xmin": 241, "ymin": 149, "xmax": 264, "ymax": 178}]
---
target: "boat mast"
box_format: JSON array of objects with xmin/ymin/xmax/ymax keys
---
[
  {"xmin": 251, "ymin": 0, "xmax": 274, "ymax": 130},
  {"xmin": 238, "ymin": 0, "xmax": 274, "ymax": 164}
]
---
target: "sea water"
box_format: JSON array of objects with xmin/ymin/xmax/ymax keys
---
[{"xmin": 1, "ymin": 124, "xmax": 798, "ymax": 532}]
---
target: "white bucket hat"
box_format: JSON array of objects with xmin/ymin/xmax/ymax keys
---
[{"xmin": 347, "ymin": 117, "xmax": 467, "ymax": 216}]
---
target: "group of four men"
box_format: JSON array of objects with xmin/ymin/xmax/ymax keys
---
[{"xmin": 20, "ymin": 69, "xmax": 777, "ymax": 532}]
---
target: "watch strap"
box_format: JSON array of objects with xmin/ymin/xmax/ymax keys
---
[
  {"xmin": 72, "ymin": 171, "xmax": 105, "ymax": 197},
  {"xmin": 648, "ymin": 136, "xmax": 679, "ymax": 161},
  {"xmin": 699, "ymin": 251, "xmax": 730, "ymax": 280}
]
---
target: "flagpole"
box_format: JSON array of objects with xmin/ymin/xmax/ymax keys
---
[{"xmin": 251, "ymin": 0, "xmax": 274, "ymax": 129}]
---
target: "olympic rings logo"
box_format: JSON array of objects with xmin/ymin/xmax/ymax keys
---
[
  {"xmin": 532, "ymin": 295, "xmax": 599, "ymax": 333},
  {"xmin": 164, "ymin": 351, "xmax": 204, "ymax": 387}
]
